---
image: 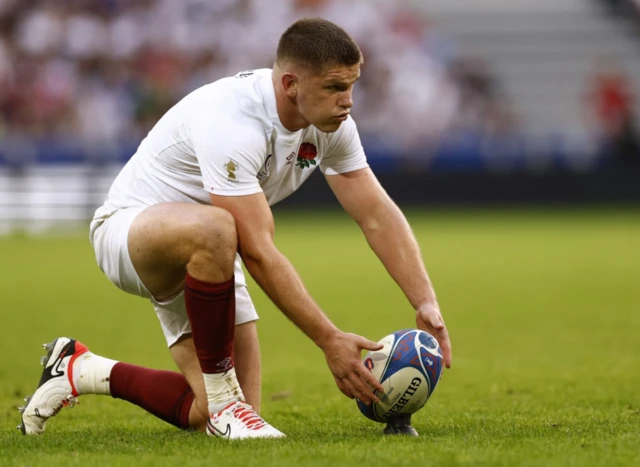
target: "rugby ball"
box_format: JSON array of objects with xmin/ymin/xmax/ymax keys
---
[{"xmin": 357, "ymin": 329, "xmax": 443, "ymax": 423}]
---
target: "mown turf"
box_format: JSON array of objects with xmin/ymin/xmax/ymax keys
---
[{"xmin": 1, "ymin": 208, "xmax": 639, "ymax": 466}]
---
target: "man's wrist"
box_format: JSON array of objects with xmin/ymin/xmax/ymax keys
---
[
  {"xmin": 313, "ymin": 326, "xmax": 342, "ymax": 351},
  {"xmin": 416, "ymin": 299, "xmax": 438, "ymax": 313}
]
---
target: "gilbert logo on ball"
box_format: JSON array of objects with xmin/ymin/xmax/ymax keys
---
[{"xmin": 357, "ymin": 329, "xmax": 444, "ymax": 423}]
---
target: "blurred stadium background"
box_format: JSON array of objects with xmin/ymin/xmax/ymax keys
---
[{"xmin": 0, "ymin": 0, "xmax": 639, "ymax": 232}]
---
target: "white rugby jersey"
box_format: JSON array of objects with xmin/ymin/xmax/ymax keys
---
[{"xmin": 93, "ymin": 68, "xmax": 368, "ymax": 220}]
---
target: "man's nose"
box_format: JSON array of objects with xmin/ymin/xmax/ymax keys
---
[{"xmin": 339, "ymin": 90, "xmax": 353, "ymax": 109}]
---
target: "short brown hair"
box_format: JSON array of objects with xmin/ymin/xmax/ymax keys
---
[{"xmin": 276, "ymin": 18, "xmax": 363, "ymax": 72}]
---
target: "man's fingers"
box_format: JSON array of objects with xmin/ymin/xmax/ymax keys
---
[
  {"xmin": 418, "ymin": 309, "xmax": 452, "ymax": 368},
  {"xmin": 435, "ymin": 328, "xmax": 452, "ymax": 369},
  {"xmin": 340, "ymin": 376, "xmax": 359, "ymax": 400},
  {"xmin": 358, "ymin": 336, "xmax": 383, "ymax": 352},
  {"xmin": 358, "ymin": 363, "xmax": 384, "ymax": 393},
  {"xmin": 440, "ymin": 339, "xmax": 452, "ymax": 368},
  {"xmin": 430, "ymin": 315, "xmax": 445, "ymax": 330},
  {"xmin": 347, "ymin": 372, "xmax": 378, "ymax": 404},
  {"xmin": 423, "ymin": 308, "xmax": 445, "ymax": 329},
  {"xmin": 345, "ymin": 374, "xmax": 368, "ymax": 402},
  {"xmin": 333, "ymin": 376, "xmax": 354, "ymax": 399}
]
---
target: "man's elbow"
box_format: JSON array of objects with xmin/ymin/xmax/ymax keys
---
[
  {"xmin": 357, "ymin": 215, "xmax": 383, "ymax": 234},
  {"xmin": 238, "ymin": 241, "xmax": 276, "ymax": 269},
  {"xmin": 356, "ymin": 200, "xmax": 401, "ymax": 234}
]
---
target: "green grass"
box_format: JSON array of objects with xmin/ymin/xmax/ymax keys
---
[{"xmin": 1, "ymin": 208, "xmax": 639, "ymax": 466}]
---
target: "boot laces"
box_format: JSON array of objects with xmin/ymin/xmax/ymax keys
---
[{"xmin": 233, "ymin": 403, "xmax": 266, "ymax": 430}]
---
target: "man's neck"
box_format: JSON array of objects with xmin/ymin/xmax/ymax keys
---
[{"xmin": 272, "ymin": 74, "xmax": 308, "ymax": 132}]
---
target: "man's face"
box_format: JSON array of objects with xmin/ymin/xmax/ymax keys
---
[{"xmin": 294, "ymin": 63, "xmax": 360, "ymax": 133}]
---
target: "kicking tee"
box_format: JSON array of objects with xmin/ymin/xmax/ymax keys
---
[{"xmin": 93, "ymin": 68, "xmax": 368, "ymax": 220}]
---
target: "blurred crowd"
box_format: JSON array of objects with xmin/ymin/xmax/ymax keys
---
[
  {"xmin": 584, "ymin": 56, "xmax": 639, "ymax": 169},
  {"xmin": 592, "ymin": 0, "xmax": 640, "ymax": 169},
  {"xmin": 0, "ymin": 0, "xmax": 513, "ymax": 158}
]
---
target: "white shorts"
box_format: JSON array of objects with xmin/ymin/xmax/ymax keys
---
[{"xmin": 89, "ymin": 206, "xmax": 259, "ymax": 347}]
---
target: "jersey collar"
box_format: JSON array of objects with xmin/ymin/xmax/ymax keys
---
[{"xmin": 259, "ymin": 69, "xmax": 300, "ymax": 138}]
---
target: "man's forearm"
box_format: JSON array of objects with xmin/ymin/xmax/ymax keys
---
[
  {"xmin": 361, "ymin": 204, "xmax": 437, "ymax": 310},
  {"xmin": 242, "ymin": 247, "xmax": 339, "ymax": 347}
]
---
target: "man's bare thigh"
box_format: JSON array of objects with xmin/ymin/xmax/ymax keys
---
[{"xmin": 128, "ymin": 202, "xmax": 230, "ymax": 301}]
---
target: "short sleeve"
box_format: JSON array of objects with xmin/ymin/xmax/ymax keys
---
[
  {"xmin": 190, "ymin": 110, "xmax": 268, "ymax": 196},
  {"xmin": 319, "ymin": 116, "xmax": 369, "ymax": 175}
]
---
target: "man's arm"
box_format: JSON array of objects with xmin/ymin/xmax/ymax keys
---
[
  {"xmin": 210, "ymin": 192, "xmax": 384, "ymax": 402},
  {"xmin": 325, "ymin": 168, "xmax": 452, "ymax": 367}
]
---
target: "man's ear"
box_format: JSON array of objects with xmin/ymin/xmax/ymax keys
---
[{"xmin": 281, "ymin": 72, "xmax": 298, "ymax": 99}]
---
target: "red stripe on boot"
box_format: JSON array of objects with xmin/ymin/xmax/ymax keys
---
[{"xmin": 184, "ymin": 273, "xmax": 236, "ymax": 374}]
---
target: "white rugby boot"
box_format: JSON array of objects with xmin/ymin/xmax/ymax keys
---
[
  {"xmin": 206, "ymin": 401, "xmax": 286, "ymax": 440},
  {"xmin": 18, "ymin": 337, "xmax": 89, "ymax": 435}
]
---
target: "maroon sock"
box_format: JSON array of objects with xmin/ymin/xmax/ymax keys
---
[
  {"xmin": 184, "ymin": 273, "xmax": 236, "ymax": 374},
  {"xmin": 110, "ymin": 362, "xmax": 195, "ymax": 430}
]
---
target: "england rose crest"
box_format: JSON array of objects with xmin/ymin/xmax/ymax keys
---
[{"xmin": 295, "ymin": 142, "xmax": 317, "ymax": 169}]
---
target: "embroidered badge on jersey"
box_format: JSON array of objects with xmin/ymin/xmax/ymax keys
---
[
  {"xmin": 295, "ymin": 143, "xmax": 318, "ymax": 169},
  {"xmin": 224, "ymin": 160, "xmax": 239, "ymax": 181}
]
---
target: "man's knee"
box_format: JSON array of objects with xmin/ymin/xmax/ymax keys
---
[
  {"xmin": 189, "ymin": 208, "xmax": 236, "ymax": 250},
  {"xmin": 187, "ymin": 207, "xmax": 237, "ymax": 273}
]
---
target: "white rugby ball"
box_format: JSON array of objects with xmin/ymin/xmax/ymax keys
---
[{"xmin": 357, "ymin": 329, "xmax": 444, "ymax": 423}]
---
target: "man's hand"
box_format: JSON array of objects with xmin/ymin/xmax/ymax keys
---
[
  {"xmin": 416, "ymin": 303, "xmax": 452, "ymax": 368},
  {"xmin": 319, "ymin": 331, "xmax": 385, "ymax": 404}
]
